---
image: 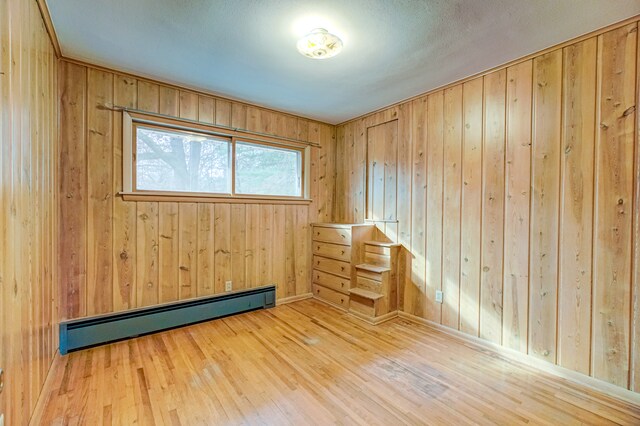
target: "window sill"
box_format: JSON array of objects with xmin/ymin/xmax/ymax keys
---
[{"xmin": 119, "ymin": 192, "xmax": 313, "ymax": 205}]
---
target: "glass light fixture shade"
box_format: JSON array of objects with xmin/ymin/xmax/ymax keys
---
[{"xmin": 296, "ymin": 28, "xmax": 343, "ymax": 59}]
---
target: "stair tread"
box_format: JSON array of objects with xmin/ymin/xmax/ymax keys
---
[
  {"xmin": 355, "ymin": 263, "xmax": 391, "ymax": 273},
  {"xmin": 363, "ymin": 240, "xmax": 401, "ymax": 248},
  {"xmin": 349, "ymin": 287, "xmax": 384, "ymax": 300}
]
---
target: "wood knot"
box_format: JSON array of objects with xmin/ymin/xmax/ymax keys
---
[
  {"xmin": 119, "ymin": 251, "xmax": 128, "ymax": 260},
  {"xmin": 622, "ymin": 106, "xmax": 635, "ymax": 118},
  {"xmin": 179, "ymin": 266, "xmax": 189, "ymax": 271}
]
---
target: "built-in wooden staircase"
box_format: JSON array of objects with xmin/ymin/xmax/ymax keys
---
[
  {"xmin": 349, "ymin": 240, "xmax": 400, "ymax": 324},
  {"xmin": 311, "ymin": 223, "xmax": 401, "ymax": 324}
]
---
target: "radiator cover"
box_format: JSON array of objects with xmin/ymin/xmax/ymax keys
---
[{"xmin": 59, "ymin": 285, "xmax": 276, "ymax": 354}]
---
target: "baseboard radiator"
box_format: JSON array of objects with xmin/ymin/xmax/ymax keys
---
[{"xmin": 59, "ymin": 285, "xmax": 276, "ymax": 354}]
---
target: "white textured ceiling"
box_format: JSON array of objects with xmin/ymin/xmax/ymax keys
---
[{"xmin": 47, "ymin": 0, "xmax": 640, "ymax": 124}]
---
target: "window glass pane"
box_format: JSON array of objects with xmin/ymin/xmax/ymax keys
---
[
  {"xmin": 235, "ymin": 142, "xmax": 302, "ymax": 197},
  {"xmin": 136, "ymin": 126, "xmax": 230, "ymax": 193}
]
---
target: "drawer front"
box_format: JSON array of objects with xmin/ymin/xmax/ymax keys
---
[
  {"xmin": 313, "ymin": 284, "xmax": 349, "ymax": 310},
  {"xmin": 313, "ymin": 269, "xmax": 350, "ymax": 294},
  {"xmin": 313, "ymin": 255, "xmax": 351, "ymax": 278},
  {"xmin": 313, "ymin": 241, "xmax": 351, "ymax": 262},
  {"xmin": 313, "ymin": 226, "xmax": 352, "ymax": 245}
]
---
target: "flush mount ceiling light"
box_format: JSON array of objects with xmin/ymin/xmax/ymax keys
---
[{"xmin": 296, "ymin": 28, "xmax": 343, "ymax": 59}]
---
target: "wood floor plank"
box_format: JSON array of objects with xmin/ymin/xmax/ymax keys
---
[{"xmin": 34, "ymin": 299, "xmax": 640, "ymax": 425}]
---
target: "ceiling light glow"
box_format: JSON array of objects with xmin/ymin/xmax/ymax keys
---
[{"xmin": 296, "ymin": 28, "xmax": 343, "ymax": 60}]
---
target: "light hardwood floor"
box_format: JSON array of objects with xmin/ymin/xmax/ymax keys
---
[{"xmin": 34, "ymin": 299, "xmax": 640, "ymax": 425}]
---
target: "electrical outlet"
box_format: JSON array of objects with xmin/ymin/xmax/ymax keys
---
[
  {"xmin": 435, "ymin": 290, "xmax": 443, "ymax": 304},
  {"xmin": 225, "ymin": 281, "xmax": 232, "ymax": 292}
]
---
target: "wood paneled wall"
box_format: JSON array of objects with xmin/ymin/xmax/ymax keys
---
[
  {"xmin": 335, "ymin": 21, "xmax": 640, "ymax": 392},
  {"xmin": 0, "ymin": 0, "xmax": 59, "ymax": 424},
  {"xmin": 58, "ymin": 60, "xmax": 336, "ymax": 320}
]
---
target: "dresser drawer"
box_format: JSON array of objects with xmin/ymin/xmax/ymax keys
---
[
  {"xmin": 313, "ymin": 226, "xmax": 352, "ymax": 245},
  {"xmin": 313, "ymin": 284, "xmax": 349, "ymax": 310},
  {"xmin": 313, "ymin": 269, "xmax": 350, "ymax": 294},
  {"xmin": 312, "ymin": 241, "xmax": 351, "ymax": 262},
  {"xmin": 313, "ymin": 255, "xmax": 350, "ymax": 278}
]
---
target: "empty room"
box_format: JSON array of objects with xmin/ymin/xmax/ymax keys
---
[{"xmin": 3, "ymin": 0, "xmax": 640, "ymax": 424}]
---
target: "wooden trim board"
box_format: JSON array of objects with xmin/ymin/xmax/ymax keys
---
[
  {"xmin": 276, "ymin": 293, "xmax": 313, "ymax": 306},
  {"xmin": 35, "ymin": 0, "xmax": 61, "ymax": 57}
]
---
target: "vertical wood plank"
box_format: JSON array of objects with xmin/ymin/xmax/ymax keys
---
[
  {"xmin": 259, "ymin": 205, "xmax": 274, "ymax": 285},
  {"xmin": 632, "ymin": 21, "xmax": 640, "ymax": 393},
  {"xmin": 503, "ymin": 60, "xmax": 532, "ymax": 353},
  {"xmin": 230, "ymin": 204, "xmax": 246, "ymax": 290},
  {"xmin": 442, "ymin": 85, "xmax": 463, "ymax": 330},
  {"xmin": 369, "ymin": 124, "xmax": 385, "ymax": 220},
  {"xmin": 158, "ymin": 86, "xmax": 180, "ymax": 302},
  {"xmin": 136, "ymin": 202, "xmax": 159, "ymax": 307},
  {"xmin": 273, "ymin": 205, "xmax": 286, "ymax": 300},
  {"xmin": 407, "ymin": 97, "xmax": 427, "ymax": 317},
  {"xmin": 158, "ymin": 203, "xmax": 179, "ymax": 302},
  {"xmin": 215, "ymin": 99, "xmax": 232, "ymax": 127},
  {"xmin": 113, "ymin": 75, "xmax": 137, "ymax": 312},
  {"xmin": 480, "ymin": 69, "xmax": 506, "ymax": 345},
  {"xmin": 137, "ymin": 81, "xmax": 159, "ymax": 112},
  {"xmin": 308, "ymin": 122, "xmax": 321, "ymax": 223},
  {"xmin": 384, "ymin": 121, "xmax": 398, "ymax": 222},
  {"xmin": 197, "ymin": 203, "xmax": 215, "ymax": 296},
  {"xmin": 460, "ymin": 77, "xmax": 484, "ymax": 336},
  {"xmin": 178, "ymin": 203, "xmax": 197, "ymax": 299},
  {"xmin": 59, "ymin": 61, "xmax": 87, "ymax": 318},
  {"xmin": 214, "ymin": 204, "xmax": 232, "ymax": 293},
  {"xmin": 245, "ymin": 204, "xmax": 260, "ymax": 287},
  {"xmin": 179, "ymin": 91, "xmax": 198, "ymax": 120},
  {"xmin": 592, "ymin": 24, "xmax": 637, "ymax": 388},
  {"xmin": 294, "ymin": 206, "xmax": 310, "ymax": 295},
  {"xmin": 397, "ymin": 102, "xmax": 413, "ymax": 311},
  {"xmin": 353, "ymin": 120, "xmax": 367, "ymax": 222},
  {"xmin": 529, "ymin": 51, "xmax": 562, "ymax": 361},
  {"xmin": 426, "ymin": 91, "xmax": 444, "ymax": 323},
  {"xmin": 231, "ymin": 103, "xmax": 247, "ymax": 129},
  {"xmin": 558, "ymin": 37, "xmax": 597, "ymax": 376},
  {"xmin": 86, "ymin": 68, "xmax": 114, "ymax": 315},
  {"xmin": 285, "ymin": 205, "xmax": 297, "ymax": 297},
  {"xmin": 198, "ymin": 96, "xmax": 215, "ymax": 124}
]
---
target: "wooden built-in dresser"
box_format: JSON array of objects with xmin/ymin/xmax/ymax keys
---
[{"xmin": 311, "ymin": 223, "xmax": 375, "ymax": 310}]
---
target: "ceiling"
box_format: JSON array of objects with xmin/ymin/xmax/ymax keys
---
[{"xmin": 47, "ymin": 0, "xmax": 640, "ymax": 124}]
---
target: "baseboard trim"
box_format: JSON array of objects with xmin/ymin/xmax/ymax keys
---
[
  {"xmin": 397, "ymin": 311, "xmax": 640, "ymax": 406},
  {"xmin": 349, "ymin": 309, "xmax": 399, "ymax": 325},
  {"xmin": 29, "ymin": 350, "xmax": 63, "ymax": 425},
  {"xmin": 277, "ymin": 293, "xmax": 313, "ymax": 305}
]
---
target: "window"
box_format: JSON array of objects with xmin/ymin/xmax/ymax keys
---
[
  {"xmin": 136, "ymin": 126, "xmax": 231, "ymax": 194},
  {"xmin": 123, "ymin": 111, "xmax": 309, "ymax": 202},
  {"xmin": 235, "ymin": 142, "xmax": 302, "ymax": 197}
]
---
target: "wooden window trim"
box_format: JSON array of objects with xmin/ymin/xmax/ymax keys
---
[{"xmin": 123, "ymin": 110, "xmax": 312, "ymax": 204}]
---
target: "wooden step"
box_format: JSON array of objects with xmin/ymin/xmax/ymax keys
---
[
  {"xmin": 363, "ymin": 240, "xmax": 401, "ymax": 248},
  {"xmin": 349, "ymin": 287, "xmax": 384, "ymax": 300},
  {"xmin": 355, "ymin": 263, "xmax": 390, "ymax": 274},
  {"xmin": 364, "ymin": 252, "xmax": 390, "ymax": 268}
]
